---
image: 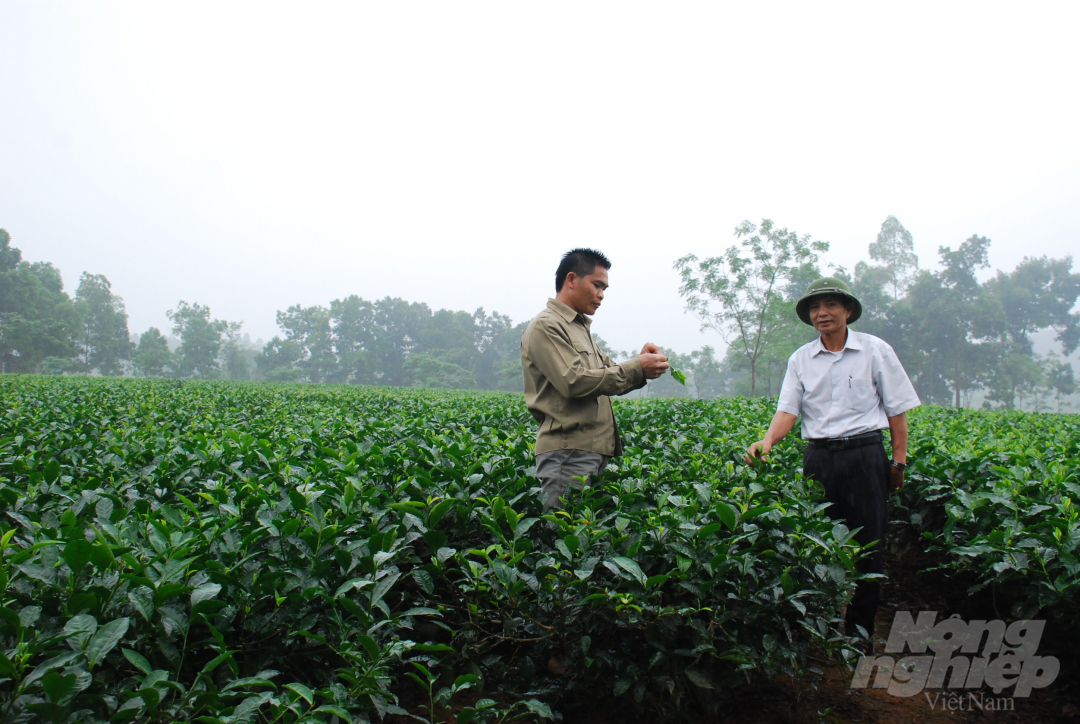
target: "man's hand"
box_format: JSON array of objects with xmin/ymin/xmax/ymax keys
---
[
  {"xmin": 889, "ymin": 465, "xmax": 904, "ymax": 492},
  {"xmin": 639, "ymin": 352, "xmax": 669, "ymax": 379},
  {"xmin": 641, "ymin": 342, "xmax": 662, "ymax": 355},
  {"xmin": 745, "ymin": 440, "xmax": 772, "ymax": 465}
]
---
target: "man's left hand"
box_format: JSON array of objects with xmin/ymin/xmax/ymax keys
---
[{"xmin": 889, "ymin": 466, "xmax": 904, "ymax": 492}]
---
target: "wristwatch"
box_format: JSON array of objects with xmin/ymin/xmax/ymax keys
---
[{"xmin": 890, "ymin": 459, "xmax": 908, "ymax": 471}]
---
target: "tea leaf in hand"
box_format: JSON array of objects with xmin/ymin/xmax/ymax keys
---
[{"xmin": 671, "ymin": 368, "xmax": 687, "ymax": 385}]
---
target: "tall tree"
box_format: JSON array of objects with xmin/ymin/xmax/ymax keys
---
[
  {"xmin": 983, "ymin": 339, "xmax": 1044, "ymax": 410},
  {"xmin": 868, "ymin": 216, "xmax": 919, "ymax": 300},
  {"xmin": 167, "ymin": 301, "xmax": 226, "ymax": 379},
  {"xmin": 220, "ymin": 321, "xmax": 250, "ymax": 381},
  {"xmin": 675, "ymin": 219, "xmax": 828, "ymax": 396},
  {"xmin": 133, "ymin": 327, "xmax": 173, "ymax": 377},
  {"xmin": 0, "ymin": 230, "xmax": 78, "ymax": 373},
  {"xmin": 471, "ymin": 309, "xmax": 525, "ymax": 391},
  {"xmin": 404, "ymin": 352, "xmax": 476, "ymax": 389},
  {"xmin": 255, "ymin": 338, "xmax": 304, "ymax": 382},
  {"xmin": 1046, "ymin": 355, "xmax": 1076, "ymax": 413},
  {"xmin": 273, "ymin": 304, "xmax": 336, "ymax": 383},
  {"xmin": 73, "ymin": 272, "xmax": 132, "ymax": 376},
  {"xmin": 902, "ymin": 235, "xmax": 1003, "ymax": 406},
  {"xmin": 984, "ymin": 255, "xmax": 1080, "ymax": 355}
]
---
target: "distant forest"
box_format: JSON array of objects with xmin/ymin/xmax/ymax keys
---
[{"xmin": 1, "ymin": 218, "xmax": 1078, "ymax": 411}]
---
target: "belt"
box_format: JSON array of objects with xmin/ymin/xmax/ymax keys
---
[{"xmin": 806, "ymin": 430, "xmax": 883, "ymax": 450}]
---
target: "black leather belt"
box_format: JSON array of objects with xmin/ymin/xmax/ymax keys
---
[{"xmin": 806, "ymin": 430, "xmax": 883, "ymax": 450}]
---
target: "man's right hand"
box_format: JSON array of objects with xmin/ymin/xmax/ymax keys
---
[
  {"xmin": 745, "ymin": 440, "xmax": 772, "ymax": 465},
  {"xmin": 639, "ymin": 353, "xmax": 670, "ymax": 379}
]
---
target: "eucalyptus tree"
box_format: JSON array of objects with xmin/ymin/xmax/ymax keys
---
[
  {"xmin": 869, "ymin": 215, "xmax": 919, "ymax": 300},
  {"xmin": 220, "ymin": 320, "xmax": 250, "ymax": 380},
  {"xmin": 675, "ymin": 219, "xmax": 828, "ymax": 397}
]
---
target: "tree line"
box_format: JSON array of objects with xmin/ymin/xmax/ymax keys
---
[
  {"xmin": 0, "ymin": 228, "xmax": 525, "ymax": 390},
  {"xmin": 669, "ymin": 217, "xmax": 1079, "ymax": 411},
  {"xmin": 2, "ymin": 221, "xmax": 1078, "ymax": 410}
]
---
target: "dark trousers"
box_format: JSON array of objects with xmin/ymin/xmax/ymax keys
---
[{"xmin": 803, "ymin": 440, "xmax": 890, "ymax": 638}]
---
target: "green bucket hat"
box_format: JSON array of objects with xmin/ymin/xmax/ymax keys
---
[{"xmin": 795, "ymin": 277, "xmax": 862, "ymax": 326}]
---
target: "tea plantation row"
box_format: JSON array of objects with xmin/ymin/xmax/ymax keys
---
[{"xmin": 0, "ymin": 376, "xmax": 1076, "ymax": 722}]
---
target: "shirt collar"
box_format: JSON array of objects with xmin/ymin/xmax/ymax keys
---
[
  {"xmin": 811, "ymin": 329, "xmax": 862, "ymax": 355},
  {"xmin": 547, "ymin": 298, "xmax": 591, "ymax": 327}
]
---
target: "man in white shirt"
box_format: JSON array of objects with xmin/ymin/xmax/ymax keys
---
[{"xmin": 745, "ymin": 277, "xmax": 920, "ymax": 648}]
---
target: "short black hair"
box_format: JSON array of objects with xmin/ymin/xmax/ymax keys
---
[{"xmin": 555, "ymin": 248, "xmax": 611, "ymax": 292}]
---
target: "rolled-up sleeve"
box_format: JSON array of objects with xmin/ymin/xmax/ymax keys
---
[
  {"xmin": 776, "ymin": 354, "xmax": 802, "ymax": 416},
  {"xmin": 530, "ymin": 324, "xmax": 644, "ymax": 399},
  {"xmin": 874, "ymin": 342, "xmax": 921, "ymax": 417}
]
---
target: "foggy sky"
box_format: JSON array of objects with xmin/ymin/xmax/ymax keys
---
[{"xmin": 2, "ymin": 2, "xmax": 1078, "ymax": 355}]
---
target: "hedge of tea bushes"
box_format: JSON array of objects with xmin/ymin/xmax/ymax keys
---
[
  {"xmin": 894, "ymin": 406, "xmax": 1080, "ymax": 624},
  {"xmin": 0, "ymin": 376, "xmax": 868, "ymax": 722}
]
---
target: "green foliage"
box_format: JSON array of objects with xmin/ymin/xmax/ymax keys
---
[
  {"xmin": 0, "ymin": 230, "xmax": 79, "ymax": 374},
  {"xmin": 73, "ymin": 273, "xmax": 132, "ymax": 377},
  {"xmin": 220, "ymin": 321, "xmax": 251, "ymax": 382},
  {"xmin": 133, "ymin": 328, "xmax": 173, "ymax": 378},
  {"xmin": 0, "ymin": 376, "xmax": 870, "ymax": 721},
  {"xmin": 166, "ymin": 302, "xmax": 240, "ymax": 380},
  {"xmin": 868, "ymin": 215, "xmax": 918, "ymax": 300},
  {"xmin": 894, "ymin": 406, "xmax": 1080, "ymax": 623},
  {"xmin": 404, "ymin": 352, "xmax": 476, "ymax": 390},
  {"xmin": 852, "ymin": 226, "xmax": 1080, "ymax": 410},
  {"xmin": 257, "ymin": 298, "xmax": 526, "ymax": 391},
  {"xmin": 675, "ymin": 219, "xmax": 829, "ymax": 397}
]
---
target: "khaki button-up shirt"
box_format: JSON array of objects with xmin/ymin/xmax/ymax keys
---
[{"xmin": 521, "ymin": 299, "xmax": 646, "ymax": 456}]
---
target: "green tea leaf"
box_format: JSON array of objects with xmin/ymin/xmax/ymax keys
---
[
  {"xmin": 44, "ymin": 460, "xmax": 62, "ymax": 484},
  {"xmin": 42, "ymin": 671, "xmax": 77, "ymax": 703},
  {"xmin": 611, "ymin": 556, "xmax": 647, "ymax": 586},
  {"xmin": 122, "ymin": 649, "xmax": 153, "ymax": 675},
  {"xmin": 285, "ymin": 682, "xmax": 314, "ymax": 705},
  {"xmin": 87, "ymin": 617, "xmax": 130, "ymax": 668},
  {"xmin": 62, "ymin": 539, "xmax": 92, "ymax": 574}
]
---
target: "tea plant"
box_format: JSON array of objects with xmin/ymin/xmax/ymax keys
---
[
  {"xmin": 895, "ymin": 407, "xmax": 1080, "ymax": 622},
  {"xmin": 10, "ymin": 376, "xmax": 1068, "ymax": 721}
]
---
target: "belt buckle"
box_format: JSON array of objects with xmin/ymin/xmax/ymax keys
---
[{"xmin": 827, "ymin": 439, "xmax": 845, "ymax": 450}]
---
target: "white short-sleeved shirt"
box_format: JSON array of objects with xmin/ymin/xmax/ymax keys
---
[{"xmin": 776, "ymin": 330, "xmax": 921, "ymax": 439}]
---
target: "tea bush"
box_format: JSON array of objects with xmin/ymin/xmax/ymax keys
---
[
  {"xmin": 0, "ymin": 377, "xmax": 862, "ymax": 722},
  {"xmin": 4, "ymin": 376, "xmax": 1076, "ymax": 722},
  {"xmin": 896, "ymin": 407, "xmax": 1080, "ymax": 623}
]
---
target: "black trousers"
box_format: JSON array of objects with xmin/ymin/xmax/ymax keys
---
[{"xmin": 803, "ymin": 440, "xmax": 890, "ymax": 638}]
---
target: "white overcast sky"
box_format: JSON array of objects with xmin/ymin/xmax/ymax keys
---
[{"xmin": 2, "ymin": 2, "xmax": 1078, "ymax": 354}]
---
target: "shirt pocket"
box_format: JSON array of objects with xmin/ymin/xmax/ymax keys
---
[
  {"xmin": 573, "ymin": 343, "xmax": 595, "ymax": 366},
  {"xmin": 848, "ymin": 379, "xmax": 879, "ymax": 414}
]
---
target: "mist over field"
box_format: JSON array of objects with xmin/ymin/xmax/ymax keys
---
[
  {"xmin": 2, "ymin": 6, "xmax": 1080, "ymax": 719},
  {"xmin": 2, "ymin": 2, "xmax": 1079, "ymax": 410}
]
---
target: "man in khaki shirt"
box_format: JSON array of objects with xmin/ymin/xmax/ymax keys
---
[{"xmin": 522, "ymin": 248, "xmax": 670, "ymax": 507}]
